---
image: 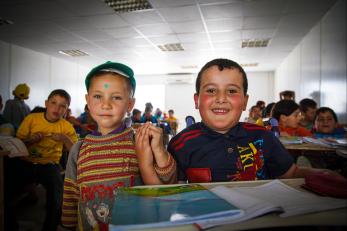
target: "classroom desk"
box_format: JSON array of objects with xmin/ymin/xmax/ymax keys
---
[
  {"xmin": 122, "ymin": 178, "xmax": 346, "ymax": 231},
  {"xmin": 283, "ymin": 142, "xmax": 347, "ymax": 173}
]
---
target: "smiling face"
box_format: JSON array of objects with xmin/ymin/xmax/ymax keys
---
[
  {"xmin": 85, "ymin": 73, "xmax": 135, "ymax": 135},
  {"xmin": 45, "ymin": 95, "xmax": 69, "ymax": 122},
  {"xmin": 194, "ymin": 65, "xmax": 248, "ymax": 134},
  {"xmin": 315, "ymin": 111, "xmax": 337, "ymax": 134}
]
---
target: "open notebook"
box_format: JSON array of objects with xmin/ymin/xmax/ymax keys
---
[{"xmin": 109, "ymin": 184, "xmax": 243, "ymax": 231}]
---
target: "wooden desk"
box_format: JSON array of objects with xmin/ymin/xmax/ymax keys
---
[
  {"xmin": 125, "ymin": 179, "xmax": 346, "ymax": 231},
  {"xmin": 283, "ymin": 143, "xmax": 347, "ymax": 174}
]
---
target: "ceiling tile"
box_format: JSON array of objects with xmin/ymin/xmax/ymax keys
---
[
  {"xmin": 205, "ymin": 18, "xmax": 243, "ymax": 32},
  {"xmin": 102, "ymin": 27, "xmax": 140, "ymax": 39},
  {"xmin": 201, "ymin": 2, "xmax": 243, "ymax": 19},
  {"xmin": 120, "ymin": 10, "xmax": 164, "ymax": 26},
  {"xmin": 136, "ymin": 23, "xmax": 173, "ymax": 36},
  {"xmin": 158, "ymin": 5, "xmax": 201, "ymax": 22},
  {"xmin": 170, "ymin": 21, "xmax": 205, "ymax": 33}
]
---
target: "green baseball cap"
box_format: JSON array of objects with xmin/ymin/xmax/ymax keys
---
[{"xmin": 85, "ymin": 61, "xmax": 136, "ymax": 94}]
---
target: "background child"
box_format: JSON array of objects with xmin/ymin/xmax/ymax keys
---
[
  {"xmin": 5, "ymin": 89, "xmax": 78, "ymax": 231},
  {"xmin": 3, "ymin": 83, "xmax": 31, "ymax": 130},
  {"xmin": 313, "ymin": 107, "xmax": 346, "ymax": 139},
  {"xmin": 137, "ymin": 58, "xmax": 341, "ymax": 184},
  {"xmin": 299, "ymin": 98, "xmax": 317, "ymax": 131},
  {"xmin": 272, "ymin": 100, "xmax": 312, "ymax": 137}
]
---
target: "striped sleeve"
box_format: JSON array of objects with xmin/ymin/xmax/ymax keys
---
[{"xmin": 61, "ymin": 141, "xmax": 82, "ymax": 229}]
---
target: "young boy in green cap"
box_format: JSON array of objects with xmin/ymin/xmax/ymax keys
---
[{"xmin": 60, "ymin": 61, "xmax": 175, "ymax": 231}]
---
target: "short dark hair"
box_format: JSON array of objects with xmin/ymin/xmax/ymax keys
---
[
  {"xmin": 264, "ymin": 102, "xmax": 275, "ymax": 117},
  {"xmin": 272, "ymin": 100, "xmax": 299, "ymax": 121},
  {"xmin": 196, "ymin": 58, "xmax": 248, "ymax": 95},
  {"xmin": 132, "ymin": 108, "xmax": 141, "ymax": 116},
  {"xmin": 299, "ymin": 98, "xmax": 317, "ymax": 113},
  {"xmin": 315, "ymin": 107, "xmax": 338, "ymax": 123},
  {"xmin": 168, "ymin": 109, "xmax": 174, "ymax": 114},
  {"xmin": 47, "ymin": 89, "xmax": 71, "ymax": 106}
]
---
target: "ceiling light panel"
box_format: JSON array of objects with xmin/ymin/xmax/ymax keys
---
[
  {"xmin": 59, "ymin": 50, "xmax": 89, "ymax": 57},
  {"xmin": 242, "ymin": 39, "xmax": 270, "ymax": 48},
  {"xmin": 104, "ymin": 0, "xmax": 153, "ymax": 13},
  {"xmin": 158, "ymin": 43, "xmax": 184, "ymax": 52}
]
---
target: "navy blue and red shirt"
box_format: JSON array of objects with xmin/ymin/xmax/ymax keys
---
[{"xmin": 168, "ymin": 122, "xmax": 294, "ymax": 183}]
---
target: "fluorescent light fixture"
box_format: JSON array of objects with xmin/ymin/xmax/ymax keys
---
[
  {"xmin": 58, "ymin": 50, "xmax": 89, "ymax": 57},
  {"xmin": 158, "ymin": 43, "xmax": 184, "ymax": 52},
  {"xmin": 242, "ymin": 39, "xmax": 270, "ymax": 48},
  {"xmin": 240, "ymin": 63, "xmax": 259, "ymax": 67},
  {"xmin": 104, "ymin": 0, "xmax": 152, "ymax": 13}
]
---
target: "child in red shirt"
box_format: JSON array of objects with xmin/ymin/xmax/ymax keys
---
[{"xmin": 272, "ymin": 100, "xmax": 312, "ymax": 137}]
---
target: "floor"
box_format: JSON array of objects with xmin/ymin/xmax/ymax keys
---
[{"xmin": 15, "ymin": 185, "xmax": 45, "ymax": 231}]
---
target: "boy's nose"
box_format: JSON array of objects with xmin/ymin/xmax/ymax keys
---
[
  {"xmin": 101, "ymin": 99, "xmax": 112, "ymax": 109},
  {"xmin": 216, "ymin": 92, "xmax": 227, "ymax": 103}
]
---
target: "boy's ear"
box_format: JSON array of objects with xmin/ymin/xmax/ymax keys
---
[
  {"xmin": 44, "ymin": 100, "xmax": 48, "ymax": 108},
  {"xmin": 127, "ymin": 97, "xmax": 136, "ymax": 113},
  {"xmin": 193, "ymin": 93, "xmax": 199, "ymax": 109},
  {"xmin": 242, "ymin": 94, "xmax": 249, "ymax": 111}
]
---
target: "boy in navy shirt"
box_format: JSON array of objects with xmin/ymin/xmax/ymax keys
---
[{"xmin": 136, "ymin": 58, "xmax": 340, "ymax": 183}]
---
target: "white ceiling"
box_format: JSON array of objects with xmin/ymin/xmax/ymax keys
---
[{"xmin": 0, "ymin": 0, "xmax": 337, "ymax": 75}]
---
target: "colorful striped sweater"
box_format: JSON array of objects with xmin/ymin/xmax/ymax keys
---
[{"xmin": 61, "ymin": 128, "xmax": 143, "ymax": 231}]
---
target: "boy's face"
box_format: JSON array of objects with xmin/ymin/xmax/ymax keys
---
[
  {"xmin": 45, "ymin": 95, "xmax": 69, "ymax": 122},
  {"xmin": 280, "ymin": 109, "xmax": 302, "ymax": 128},
  {"xmin": 250, "ymin": 107, "xmax": 262, "ymax": 120},
  {"xmin": 85, "ymin": 73, "xmax": 135, "ymax": 135},
  {"xmin": 315, "ymin": 111, "xmax": 337, "ymax": 134},
  {"xmin": 304, "ymin": 107, "xmax": 317, "ymax": 122},
  {"xmin": 194, "ymin": 66, "xmax": 248, "ymax": 134}
]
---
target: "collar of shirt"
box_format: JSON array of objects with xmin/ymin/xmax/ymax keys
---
[
  {"xmin": 199, "ymin": 122, "xmax": 248, "ymax": 138},
  {"xmin": 91, "ymin": 123, "xmax": 126, "ymax": 136}
]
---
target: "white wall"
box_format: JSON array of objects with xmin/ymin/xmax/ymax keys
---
[
  {"xmin": 0, "ymin": 42, "xmax": 89, "ymax": 116},
  {"xmin": 274, "ymin": 0, "xmax": 346, "ymax": 123}
]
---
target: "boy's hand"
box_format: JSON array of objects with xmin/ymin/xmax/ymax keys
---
[
  {"xmin": 50, "ymin": 133, "xmax": 67, "ymax": 142},
  {"xmin": 135, "ymin": 123, "xmax": 154, "ymax": 166},
  {"xmin": 29, "ymin": 132, "xmax": 44, "ymax": 143},
  {"xmin": 146, "ymin": 124, "xmax": 170, "ymax": 168}
]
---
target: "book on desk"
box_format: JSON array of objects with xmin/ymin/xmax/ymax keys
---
[{"xmin": 109, "ymin": 180, "xmax": 347, "ymax": 231}]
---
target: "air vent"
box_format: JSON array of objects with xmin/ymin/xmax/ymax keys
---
[
  {"xmin": 0, "ymin": 17, "xmax": 14, "ymax": 26},
  {"xmin": 240, "ymin": 63, "xmax": 258, "ymax": 67},
  {"xmin": 104, "ymin": 0, "xmax": 152, "ymax": 13},
  {"xmin": 166, "ymin": 73, "xmax": 193, "ymax": 84},
  {"xmin": 242, "ymin": 39, "xmax": 270, "ymax": 48},
  {"xmin": 158, "ymin": 43, "xmax": 184, "ymax": 52},
  {"xmin": 181, "ymin": 65, "xmax": 198, "ymax": 69},
  {"xmin": 58, "ymin": 50, "xmax": 89, "ymax": 57}
]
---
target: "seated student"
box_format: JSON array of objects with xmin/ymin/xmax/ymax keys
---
[
  {"xmin": 166, "ymin": 109, "xmax": 178, "ymax": 136},
  {"xmin": 140, "ymin": 105, "xmax": 158, "ymax": 124},
  {"xmin": 263, "ymin": 102, "xmax": 275, "ymax": 118},
  {"xmin": 313, "ymin": 107, "xmax": 346, "ymax": 139},
  {"xmin": 136, "ymin": 58, "xmax": 340, "ymax": 184},
  {"xmin": 0, "ymin": 94, "xmax": 15, "ymax": 136},
  {"xmin": 3, "ymin": 83, "xmax": 31, "ymax": 130},
  {"xmin": 245, "ymin": 105, "xmax": 262, "ymax": 124},
  {"xmin": 272, "ymin": 100, "xmax": 312, "ymax": 137},
  {"xmin": 131, "ymin": 108, "xmax": 142, "ymax": 123},
  {"xmin": 299, "ymin": 98, "xmax": 317, "ymax": 131},
  {"xmin": 5, "ymin": 89, "xmax": 78, "ymax": 231}
]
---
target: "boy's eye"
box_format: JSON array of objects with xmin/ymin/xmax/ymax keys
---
[
  {"xmin": 112, "ymin": 96, "xmax": 122, "ymax": 100},
  {"xmin": 93, "ymin": 94, "xmax": 101, "ymax": 99},
  {"xmin": 227, "ymin": 89, "xmax": 238, "ymax": 94},
  {"xmin": 206, "ymin": 88, "xmax": 216, "ymax": 94}
]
